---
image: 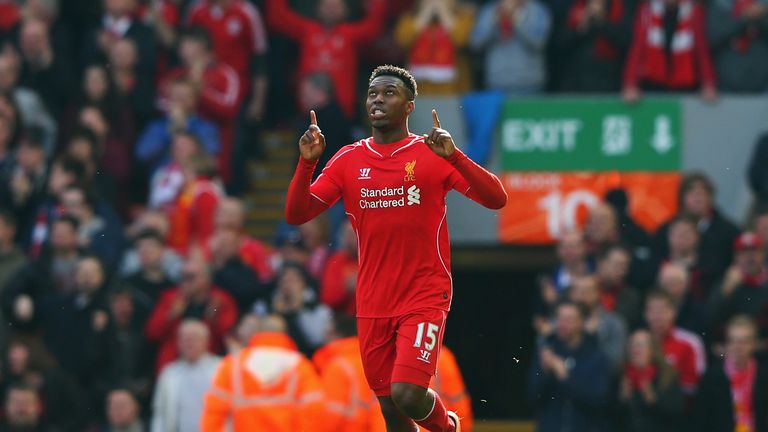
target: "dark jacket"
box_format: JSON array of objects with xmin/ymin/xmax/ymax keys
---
[
  {"xmin": 613, "ymin": 368, "xmax": 685, "ymax": 432},
  {"xmin": 213, "ymin": 257, "xmax": 270, "ymax": 315},
  {"xmin": 749, "ymin": 133, "xmax": 768, "ymax": 207},
  {"xmin": 708, "ymin": 281, "xmax": 768, "ymax": 343},
  {"xmin": 528, "ymin": 334, "xmax": 611, "ymax": 432},
  {"xmin": 693, "ymin": 359, "xmax": 768, "ymax": 432}
]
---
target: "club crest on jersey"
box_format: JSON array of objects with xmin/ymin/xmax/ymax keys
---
[
  {"xmin": 358, "ymin": 168, "xmax": 372, "ymax": 180},
  {"xmin": 404, "ymin": 160, "xmax": 416, "ymax": 182}
]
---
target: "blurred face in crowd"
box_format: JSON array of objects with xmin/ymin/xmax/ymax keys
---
[
  {"xmin": 682, "ymin": 181, "xmax": 712, "ymax": 217},
  {"xmin": 67, "ymin": 137, "xmax": 97, "ymax": 168},
  {"xmin": 169, "ymin": 81, "xmax": 198, "ymax": 114},
  {"xmin": 585, "ymin": 203, "xmax": 617, "ymax": 245},
  {"xmin": 179, "ymin": 37, "xmax": 208, "ymax": 66},
  {"xmin": 215, "ymin": 198, "xmax": 245, "ymax": 231},
  {"xmin": 278, "ymin": 266, "xmax": 308, "ymax": 303},
  {"xmin": 25, "ymin": 0, "xmax": 59, "ymax": 21},
  {"xmin": 106, "ymin": 390, "xmax": 139, "ymax": 428},
  {"xmin": 171, "ymin": 133, "xmax": 201, "ymax": 164},
  {"xmin": 341, "ymin": 222, "xmax": 358, "ymax": 257},
  {"xmin": 299, "ymin": 218, "xmax": 328, "ymax": 249},
  {"xmin": 627, "ymin": 330, "xmax": 653, "ymax": 368},
  {"xmin": 109, "ymin": 38, "xmax": 138, "ymax": 70},
  {"xmin": 557, "ymin": 230, "xmax": 586, "ymax": 267},
  {"xmin": 8, "ymin": 342, "xmax": 30, "ymax": 375},
  {"xmin": 658, "ymin": 263, "xmax": 689, "ymax": 301},
  {"xmin": 110, "ymin": 292, "xmax": 134, "ymax": 328},
  {"xmin": 645, "ymin": 296, "xmax": 676, "ymax": 335},
  {"xmin": 20, "ymin": 19, "xmax": 49, "ymax": 58},
  {"xmin": 178, "ymin": 320, "xmax": 210, "ymax": 362},
  {"xmin": 50, "ymin": 220, "xmax": 78, "ymax": 253},
  {"xmin": 668, "ymin": 220, "xmax": 698, "ymax": 257},
  {"xmin": 727, "ymin": 321, "xmax": 757, "ymax": 366},
  {"xmin": 5, "ymin": 388, "xmax": 41, "ymax": 427},
  {"xmin": 597, "ymin": 248, "xmax": 630, "ymax": 286},
  {"xmin": 0, "ymin": 55, "xmax": 19, "ymax": 92},
  {"xmin": 47, "ymin": 162, "xmax": 74, "ymax": 195},
  {"xmin": 555, "ymin": 303, "xmax": 584, "ymax": 343},
  {"xmin": 79, "ymin": 107, "xmax": 109, "ymax": 139},
  {"xmin": 61, "ymin": 188, "xmax": 93, "ymax": 222},
  {"xmin": 136, "ymin": 236, "xmax": 164, "ymax": 269},
  {"xmin": 569, "ymin": 277, "xmax": 600, "ymax": 311},
  {"xmin": 318, "ymin": 0, "xmax": 348, "ymax": 26},
  {"xmin": 104, "ymin": 0, "xmax": 136, "ymax": 17},
  {"xmin": 0, "ymin": 216, "xmax": 16, "ymax": 246},
  {"xmin": 210, "ymin": 228, "xmax": 240, "ymax": 262},
  {"xmin": 736, "ymin": 247, "xmax": 765, "ymax": 277},
  {"xmin": 180, "ymin": 259, "xmax": 211, "ymax": 299},
  {"xmin": 17, "ymin": 141, "xmax": 46, "ymax": 172},
  {"xmin": 75, "ymin": 257, "xmax": 105, "ymax": 296},
  {"xmin": 84, "ymin": 65, "xmax": 109, "ymax": 101}
]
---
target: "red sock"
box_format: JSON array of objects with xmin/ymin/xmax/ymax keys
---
[{"xmin": 414, "ymin": 389, "xmax": 456, "ymax": 432}]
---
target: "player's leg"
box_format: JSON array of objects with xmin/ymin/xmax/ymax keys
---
[
  {"xmin": 390, "ymin": 310, "xmax": 458, "ymax": 432},
  {"xmin": 358, "ymin": 317, "xmax": 419, "ymax": 431}
]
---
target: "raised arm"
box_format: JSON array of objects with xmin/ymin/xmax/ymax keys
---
[
  {"xmin": 267, "ymin": 0, "xmax": 314, "ymax": 40},
  {"xmin": 425, "ymin": 109, "xmax": 508, "ymax": 210}
]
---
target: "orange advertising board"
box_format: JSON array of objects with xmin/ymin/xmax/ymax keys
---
[{"xmin": 499, "ymin": 172, "xmax": 680, "ymax": 244}]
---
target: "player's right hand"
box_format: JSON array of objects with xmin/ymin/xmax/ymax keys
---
[{"xmin": 299, "ymin": 110, "xmax": 326, "ymax": 161}]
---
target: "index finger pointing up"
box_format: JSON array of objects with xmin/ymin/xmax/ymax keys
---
[
  {"xmin": 310, "ymin": 110, "xmax": 318, "ymax": 126},
  {"xmin": 432, "ymin": 109, "xmax": 441, "ymax": 128}
]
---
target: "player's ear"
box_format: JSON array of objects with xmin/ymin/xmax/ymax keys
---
[{"xmin": 406, "ymin": 100, "xmax": 415, "ymax": 114}]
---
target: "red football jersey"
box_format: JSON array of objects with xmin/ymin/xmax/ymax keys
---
[{"xmin": 308, "ymin": 134, "xmax": 471, "ymax": 317}]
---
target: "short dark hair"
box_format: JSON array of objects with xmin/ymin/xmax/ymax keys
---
[
  {"xmin": 133, "ymin": 228, "xmax": 165, "ymax": 246},
  {"xmin": 595, "ymin": 243, "xmax": 630, "ymax": 263},
  {"xmin": 369, "ymin": 65, "xmax": 417, "ymax": 100},
  {"xmin": 53, "ymin": 214, "xmax": 80, "ymax": 232},
  {"xmin": 669, "ymin": 213, "xmax": 699, "ymax": 231},
  {"xmin": 53, "ymin": 155, "xmax": 87, "ymax": 184},
  {"xmin": 68, "ymin": 127, "xmax": 100, "ymax": 157},
  {"xmin": 679, "ymin": 172, "xmax": 714, "ymax": 202},
  {"xmin": 180, "ymin": 26, "xmax": 213, "ymax": 51},
  {"xmin": 19, "ymin": 126, "xmax": 46, "ymax": 149},
  {"xmin": 63, "ymin": 184, "xmax": 98, "ymax": 211},
  {"xmin": 556, "ymin": 299, "xmax": 589, "ymax": 321},
  {"xmin": 646, "ymin": 289, "xmax": 675, "ymax": 308}
]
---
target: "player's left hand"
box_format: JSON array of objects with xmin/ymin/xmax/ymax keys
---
[{"xmin": 423, "ymin": 109, "xmax": 456, "ymax": 158}]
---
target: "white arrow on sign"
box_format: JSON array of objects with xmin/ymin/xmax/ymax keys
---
[{"xmin": 650, "ymin": 115, "xmax": 674, "ymax": 154}]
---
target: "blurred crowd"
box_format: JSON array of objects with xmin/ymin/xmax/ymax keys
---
[{"xmin": 529, "ymin": 174, "xmax": 768, "ymax": 432}]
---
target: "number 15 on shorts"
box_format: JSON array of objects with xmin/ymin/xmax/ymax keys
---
[{"xmin": 413, "ymin": 322, "xmax": 439, "ymax": 363}]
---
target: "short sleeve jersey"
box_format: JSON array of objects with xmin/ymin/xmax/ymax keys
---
[{"xmin": 309, "ymin": 134, "xmax": 470, "ymax": 318}]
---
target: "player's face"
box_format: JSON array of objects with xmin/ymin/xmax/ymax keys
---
[{"xmin": 366, "ymin": 76, "xmax": 414, "ymax": 131}]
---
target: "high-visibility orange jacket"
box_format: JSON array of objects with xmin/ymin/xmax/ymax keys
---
[
  {"xmin": 312, "ymin": 337, "xmax": 387, "ymax": 432},
  {"xmin": 200, "ymin": 332, "xmax": 325, "ymax": 432},
  {"xmin": 423, "ymin": 346, "xmax": 474, "ymax": 432}
]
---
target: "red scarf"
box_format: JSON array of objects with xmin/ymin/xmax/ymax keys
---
[
  {"xmin": 641, "ymin": 0, "xmax": 699, "ymax": 88},
  {"xmin": 498, "ymin": 6, "xmax": 515, "ymax": 38},
  {"xmin": 732, "ymin": 0, "xmax": 758, "ymax": 52},
  {"xmin": 625, "ymin": 364, "xmax": 658, "ymax": 390},
  {"xmin": 409, "ymin": 23, "xmax": 457, "ymax": 84},
  {"xmin": 567, "ymin": 0, "xmax": 624, "ymax": 59},
  {"xmin": 725, "ymin": 357, "xmax": 756, "ymax": 432}
]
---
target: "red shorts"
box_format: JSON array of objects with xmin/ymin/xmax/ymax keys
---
[{"xmin": 358, "ymin": 308, "xmax": 447, "ymax": 397}]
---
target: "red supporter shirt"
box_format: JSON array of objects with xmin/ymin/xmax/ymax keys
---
[
  {"xmin": 187, "ymin": 0, "xmax": 268, "ymax": 92},
  {"xmin": 662, "ymin": 327, "xmax": 706, "ymax": 393},
  {"xmin": 321, "ymin": 250, "xmax": 358, "ymax": 316},
  {"xmin": 286, "ymin": 134, "xmax": 507, "ymax": 318}
]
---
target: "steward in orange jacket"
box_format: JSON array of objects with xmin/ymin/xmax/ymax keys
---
[{"xmin": 201, "ymin": 324, "xmax": 324, "ymax": 431}]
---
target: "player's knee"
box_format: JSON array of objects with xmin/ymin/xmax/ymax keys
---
[{"xmin": 390, "ymin": 382, "xmax": 428, "ymax": 414}]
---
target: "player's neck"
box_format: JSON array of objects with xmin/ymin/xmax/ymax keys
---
[{"xmin": 372, "ymin": 125, "xmax": 410, "ymax": 144}]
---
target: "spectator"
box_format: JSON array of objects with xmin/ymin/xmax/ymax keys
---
[
  {"xmin": 200, "ymin": 314, "xmax": 324, "ymax": 432},
  {"xmin": 528, "ymin": 301, "xmax": 610, "ymax": 432},
  {"xmin": 749, "ymin": 133, "xmax": 768, "ymax": 210},
  {"xmin": 147, "ymin": 131, "xmax": 207, "ymax": 210},
  {"xmin": 210, "ymin": 227, "xmax": 267, "ymax": 314},
  {"xmin": 644, "ymin": 290, "xmax": 706, "ymax": 394},
  {"xmin": 0, "ymin": 52, "xmax": 57, "ymax": 156},
  {"xmin": 165, "ymin": 154, "xmax": 222, "ymax": 255},
  {"xmin": 108, "ymin": 37, "xmax": 154, "ymax": 128},
  {"xmin": 0, "ymin": 209, "xmax": 25, "ymax": 297},
  {"xmin": 2, "ymin": 338, "xmax": 86, "ymax": 432},
  {"xmin": 187, "ymin": 0, "xmax": 269, "ymax": 122},
  {"xmin": 605, "ymin": 189, "xmax": 656, "ymax": 289},
  {"xmin": 151, "ymin": 320, "xmax": 220, "ymax": 432},
  {"xmin": 17, "ymin": 17, "xmax": 74, "ymax": 119},
  {"xmin": 296, "ymin": 73, "xmax": 352, "ymax": 177},
  {"xmin": 3, "ymin": 215, "xmax": 82, "ymax": 332},
  {"xmin": 431, "ymin": 346, "xmax": 475, "ymax": 432},
  {"xmin": 299, "ymin": 216, "xmax": 331, "ymax": 281},
  {"xmin": 119, "ymin": 210, "xmax": 183, "ymax": 281},
  {"xmin": 271, "ymin": 263, "xmax": 332, "ymax": 356},
  {"xmin": 0, "ymin": 0, "xmax": 20, "ymax": 46},
  {"xmin": 123, "ymin": 229, "xmax": 177, "ymax": 302},
  {"xmin": 22, "ymin": 0, "xmax": 74, "ymax": 75},
  {"xmin": 623, "ymin": 0, "xmax": 717, "ymax": 102},
  {"xmin": 394, "ymin": 0, "xmax": 475, "ymax": 95},
  {"xmin": 595, "ymin": 245, "xmax": 643, "ymax": 330},
  {"xmin": 311, "ymin": 313, "xmax": 386, "ymax": 432},
  {"xmin": 709, "ymin": 232, "xmax": 768, "ymax": 344},
  {"xmin": 570, "ymin": 275, "xmax": 628, "ymax": 370},
  {"xmin": 214, "ymin": 197, "xmax": 275, "ymax": 283},
  {"xmin": 694, "ymin": 316, "xmax": 768, "ymax": 432},
  {"xmin": 136, "ymin": 0, "xmax": 179, "ymax": 74},
  {"xmin": 160, "ymin": 27, "xmax": 240, "ymax": 185},
  {"xmin": 321, "ymin": 221, "xmax": 358, "ymax": 316},
  {"xmin": 658, "ymin": 262, "xmax": 707, "ymax": 336},
  {"xmin": 661, "ymin": 215, "xmax": 717, "ymax": 301},
  {"xmin": 614, "ymin": 329, "xmax": 685, "ymax": 432},
  {"xmin": 64, "ymin": 127, "xmax": 120, "ymax": 203},
  {"xmin": 470, "ymin": 0, "xmax": 552, "ymax": 94},
  {"xmin": 0, "ymin": 384, "xmax": 49, "ymax": 432},
  {"xmin": 38, "ymin": 255, "xmax": 113, "ymax": 410},
  {"xmin": 104, "ymin": 389, "xmax": 144, "ymax": 432},
  {"xmin": 267, "ymin": 0, "xmax": 387, "ymax": 118},
  {"xmin": 108, "ymin": 285, "xmax": 154, "ymax": 402},
  {"xmin": 137, "ymin": 78, "xmax": 219, "ymax": 176},
  {"xmin": 655, "ymin": 172, "xmax": 741, "ymax": 284},
  {"xmin": 552, "ymin": 0, "xmax": 632, "ymax": 92},
  {"xmin": 0, "ymin": 128, "xmax": 47, "ymax": 227},
  {"xmin": 145, "ymin": 254, "xmax": 238, "ymax": 373},
  {"xmin": 708, "ymin": 0, "xmax": 768, "ymax": 92},
  {"xmin": 60, "ymin": 184, "xmax": 125, "ymax": 270},
  {"xmin": 82, "ymin": 0, "xmax": 155, "ymax": 79}
]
